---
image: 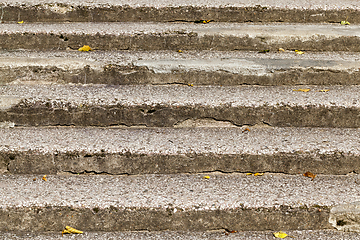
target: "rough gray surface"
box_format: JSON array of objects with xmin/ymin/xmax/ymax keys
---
[
  {"xmin": 1, "ymin": 126, "xmax": 360, "ymax": 174},
  {"xmin": 2, "ymin": 230, "xmax": 360, "ymax": 240},
  {"xmin": 0, "ymin": 0, "xmax": 360, "ymax": 23},
  {"xmin": 2, "ymin": 50, "xmax": 360, "ymax": 85},
  {"xmin": 1, "ymin": 85, "xmax": 360, "ymax": 127},
  {"xmin": 0, "ymin": 23, "xmax": 359, "ymax": 51},
  {"xmin": 330, "ymin": 202, "xmax": 360, "ymax": 232},
  {"xmin": 0, "ymin": 173, "xmax": 355, "ymax": 231}
]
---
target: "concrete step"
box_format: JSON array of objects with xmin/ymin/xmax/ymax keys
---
[
  {"xmin": 2, "ymin": 230, "xmax": 360, "ymax": 240},
  {"xmin": 0, "ymin": 173, "xmax": 358, "ymax": 232},
  {"xmin": 1, "ymin": 0, "xmax": 360, "ymax": 23},
  {"xmin": 0, "ymin": 22, "xmax": 360, "ymax": 51},
  {"xmin": 2, "ymin": 50, "xmax": 360, "ymax": 86},
  {"xmin": 0, "ymin": 85, "xmax": 360, "ymax": 128},
  {"xmin": 1, "ymin": 127, "xmax": 360, "ymax": 175}
]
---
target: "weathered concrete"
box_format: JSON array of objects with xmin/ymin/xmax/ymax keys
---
[
  {"xmin": 0, "ymin": 23, "xmax": 360, "ymax": 51},
  {"xmin": 2, "ymin": 230, "xmax": 360, "ymax": 240},
  {"xmin": 2, "ymin": 50, "xmax": 360, "ymax": 85},
  {"xmin": 0, "ymin": 173, "xmax": 355, "ymax": 231},
  {"xmin": 1, "ymin": 0, "xmax": 360, "ymax": 23},
  {"xmin": 1, "ymin": 85, "xmax": 360, "ymax": 127},
  {"xmin": 330, "ymin": 202, "xmax": 360, "ymax": 232},
  {"xmin": 1, "ymin": 127, "xmax": 360, "ymax": 174}
]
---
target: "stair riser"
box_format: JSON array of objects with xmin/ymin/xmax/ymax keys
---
[
  {"xmin": 1, "ymin": 34, "xmax": 360, "ymax": 52},
  {"xmin": 0, "ymin": 207, "xmax": 330, "ymax": 232},
  {"xmin": 2, "ymin": 152, "xmax": 358, "ymax": 175},
  {"xmin": 2, "ymin": 66, "xmax": 359, "ymax": 86},
  {"xmin": 1, "ymin": 6, "xmax": 360, "ymax": 23},
  {"xmin": 2, "ymin": 104, "xmax": 360, "ymax": 128}
]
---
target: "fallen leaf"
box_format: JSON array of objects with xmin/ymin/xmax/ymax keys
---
[
  {"xmin": 341, "ymin": 20, "xmax": 350, "ymax": 25},
  {"xmin": 42, "ymin": 175, "xmax": 47, "ymax": 181},
  {"xmin": 242, "ymin": 128, "xmax": 250, "ymax": 133},
  {"xmin": 78, "ymin": 45, "xmax": 92, "ymax": 51},
  {"xmin": 62, "ymin": 226, "xmax": 83, "ymax": 236},
  {"xmin": 303, "ymin": 171, "xmax": 317, "ymax": 181},
  {"xmin": 17, "ymin": 21, "xmax": 24, "ymax": 24},
  {"xmin": 188, "ymin": 83, "xmax": 193, "ymax": 87},
  {"xmin": 254, "ymin": 173, "xmax": 264, "ymax": 176},
  {"xmin": 246, "ymin": 173, "xmax": 253, "ymax": 175},
  {"xmin": 258, "ymin": 49, "xmax": 270, "ymax": 53},
  {"xmin": 317, "ymin": 89, "xmax": 329, "ymax": 92},
  {"xmin": 177, "ymin": 50, "xmax": 183, "ymax": 53},
  {"xmin": 273, "ymin": 231, "xmax": 288, "ymax": 238},
  {"xmin": 33, "ymin": 178, "xmax": 36, "ymax": 181},
  {"xmin": 293, "ymin": 88, "xmax": 310, "ymax": 92},
  {"xmin": 203, "ymin": 175, "xmax": 210, "ymax": 179},
  {"xmin": 194, "ymin": 20, "xmax": 212, "ymax": 24},
  {"xmin": 295, "ymin": 50, "xmax": 304, "ymax": 55},
  {"xmin": 278, "ymin": 48, "xmax": 285, "ymax": 52}
]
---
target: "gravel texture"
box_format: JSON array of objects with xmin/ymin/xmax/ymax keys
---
[
  {"xmin": 1, "ymin": 126, "xmax": 360, "ymax": 155},
  {"xmin": 0, "ymin": 173, "xmax": 359, "ymax": 210},
  {"xmin": 2, "ymin": 230, "xmax": 360, "ymax": 240}
]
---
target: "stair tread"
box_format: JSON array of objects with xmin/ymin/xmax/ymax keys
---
[{"xmin": 2, "ymin": 230, "xmax": 360, "ymax": 240}]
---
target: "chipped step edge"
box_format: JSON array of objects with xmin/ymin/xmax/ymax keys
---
[{"xmin": 2, "ymin": 52, "xmax": 360, "ymax": 85}]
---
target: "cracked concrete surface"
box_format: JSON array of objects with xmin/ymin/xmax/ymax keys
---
[
  {"xmin": 1, "ymin": 127, "xmax": 360, "ymax": 174},
  {"xmin": 0, "ymin": 85, "xmax": 360, "ymax": 127},
  {"xmin": 2, "ymin": 50, "xmax": 360, "ymax": 85}
]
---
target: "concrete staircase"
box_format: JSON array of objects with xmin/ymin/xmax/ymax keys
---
[{"xmin": 1, "ymin": 0, "xmax": 360, "ymax": 239}]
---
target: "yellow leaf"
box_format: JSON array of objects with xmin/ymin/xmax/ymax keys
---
[
  {"xmin": 42, "ymin": 175, "xmax": 47, "ymax": 181},
  {"xmin": 293, "ymin": 88, "xmax": 310, "ymax": 92},
  {"xmin": 203, "ymin": 175, "xmax": 210, "ymax": 179},
  {"xmin": 341, "ymin": 20, "xmax": 350, "ymax": 25},
  {"xmin": 188, "ymin": 83, "xmax": 193, "ymax": 87},
  {"xmin": 246, "ymin": 173, "xmax": 253, "ymax": 175},
  {"xmin": 317, "ymin": 89, "xmax": 329, "ymax": 92},
  {"xmin": 278, "ymin": 48, "xmax": 285, "ymax": 52},
  {"xmin": 295, "ymin": 50, "xmax": 304, "ymax": 55},
  {"xmin": 254, "ymin": 173, "xmax": 264, "ymax": 176},
  {"xmin": 17, "ymin": 21, "xmax": 24, "ymax": 24},
  {"xmin": 62, "ymin": 226, "xmax": 83, "ymax": 235},
  {"xmin": 177, "ymin": 50, "xmax": 183, "ymax": 53},
  {"xmin": 273, "ymin": 231, "xmax": 288, "ymax": 238},
  {"xmin": 78, "ymin": 45, "xmax": 92, "ymax": 51}
]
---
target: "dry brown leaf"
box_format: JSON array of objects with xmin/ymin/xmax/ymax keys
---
[
  {"xmin": 293, "ymin": 89, "xmax": 310, "ymax": 92},
  {"xmin": 317, "ymin": 90, "xmax": 329, "ymax": 92},
  {"xmin": 242, "ymin": 128, "xmax": 250, "ymax": 133},
  {"xmin": 303, "ymin": 171, "xmax": 317, "ymax": 181}
]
